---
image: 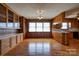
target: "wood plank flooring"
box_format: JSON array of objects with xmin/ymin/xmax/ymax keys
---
[{"xmin": 4, "ymin": 39, "xmax": 79, "ymax": 56}]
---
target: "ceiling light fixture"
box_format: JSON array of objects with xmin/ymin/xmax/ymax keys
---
[
  {"xmin": 36, "ymin": 10, "xmax": 45, "ymax": 20},
  {"xmin": 37, "ymin": 10, "xmax": 44, "ymax": 15},
  {"xmin": 37, "ymin": 16, "xmax": 43, "ymax": 20}
]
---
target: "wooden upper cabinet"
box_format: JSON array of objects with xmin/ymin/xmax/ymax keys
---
[
  {"xmin": 53, "ymin": 12, "xmax": 65, "ymax": 23},
  {"xmin": 7, "ymin": 9, "xmax": 14, "ymax": 28},
  {"xmin": 0, "ymin": 4, "xmax": 7, "ymax": 28},
  {"xmin": 14, "ymin": 14, "xmax": 19, "ymax": 22},
  {"xmin": 0, "ymin": 3, "xmax": 20, "ymax": 29},
  {"xmin": 8, "ymin": 9, "xmax": 14, "ymax": 22},
  {"xmin": 14, "ymin": 14, "xmax": 20, "ymax": 29},
  {"xmin": 19, "ymin": 16, "xmax": 27, "ymax": 38},
  {"xmin": 0, "ymin": 4, "xmax": 6, "ymax": 22}
]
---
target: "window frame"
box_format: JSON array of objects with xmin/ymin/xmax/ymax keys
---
[{"xmin": 29, "ymin": 22, "xmax": 50, "ymax": 32}]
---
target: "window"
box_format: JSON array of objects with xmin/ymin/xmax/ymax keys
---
[
  {"xmin": 43, "ymin": 23, "xmax": 50, "ymax": 32},
  {"xmin": 36, "ymin": 22, "xmax": 42, "ymax": 32},
  {"xmin": 61, "ymin": 23, "xmax": 68, "ymax": 29},
  {"xmin": 61, "ymin": 22, "xmax": 71, "ymax": 29},
  {"xmin": 29, "ymin": 23, "xmax": 36, "ymax": 32},
  {"xmin": 29, "ymin": 22, "xmax": 50, "ymax": 32},
  {"xmin": 69, "ymin": 22, "xmax": 71, "ymax": 28}
]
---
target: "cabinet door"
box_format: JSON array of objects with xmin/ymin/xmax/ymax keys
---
[
  {"xmin": 14, "ymin": 22, "xmax": 20, "ymax": 29},
  {"xmin": 17, "ymin": 34, "xmax": 21, "ymax": 43},
  {"xmin": 7, "ymin": 9, "xmax": 14, "ymax": 28},
  {"xmin": 0, "ymin": 4, "xmax": 7, "ymax": 28},
  {"xmin": 0, "ymin": 4, "xmax": 6, "ymax": 21},
  {"xmin": 11, "ymin": 36, "xmax": 16, "ymax": 47},
  {"xmin": 7, "ymin": 22, "xmax": 14, "ymax": 28},
  {"xmin": 21, "ymin": 34, "xmax": 23, "ymax": 41},
  {"xmin": 14, "ymin": 14, "xmax": 20, "ymax": 29},
  {"xmin": 1, "ymin": 38, "xmax": 10, "ymax": 55}
]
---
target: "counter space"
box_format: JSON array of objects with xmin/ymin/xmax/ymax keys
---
[{"xmin": 0, "ymin": 33, "xmax": 23, "ymax": 40}]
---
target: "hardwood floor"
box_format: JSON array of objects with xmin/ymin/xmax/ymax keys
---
[{"xmin": 4, "ymin": 38, "xmax": 79, "ymax": 56}]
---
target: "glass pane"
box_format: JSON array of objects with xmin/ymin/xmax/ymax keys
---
[
  {"xmin": 15, "ymin": 23, "xmax": 18, "ymax": 28},
  {"xmin": 15, "ymin": 23, "xmax": 19, "ymax": 28},
  {"xmin": 0, "ymin": 22, "xmax": 6, "ymax": 28},
  {"xmin": 61, "ymin": 23, "xmax": 68, "ymax": 29},
  {"xmin": 43, "ymin": 23, "xmax": 50, "ymax": 32},
  {"xmin": 7, "ymin": 22, "xmax": 13, "ymax": 28},
  {"xmin": 29, "ymin": 22, "xmax": 36, "ymax": 32},
  {"xmin": 36, "ymin": 22, "xmax": 42, "ymax": 32}
]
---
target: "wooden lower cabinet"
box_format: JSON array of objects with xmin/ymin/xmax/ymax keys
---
[
  {"xmin": 11, "ymin": 35, "xmax": 17, "ymax": 48},
  {"xmin": 16, "ymin": 33, "xmax": 23, "ymax": 44},
  {"xmin": 0, "ymin": 38, "xmax": 10, "ymax": 55},
  {"xmin": 16, "ymin": 34, "xmax": 21, "ymax": 43},
  {"xmin": 16, "ymin": 34, "xmax": 20, "ymax": 44},
  {"xmin": 52, "ymin": 32, "xmax": 62, "ymax": 43},
  {"xmin": 0, "ymin": 33, "xmax": 23, "ymax": 55},
  {"xmin": 20, "ymin": 34, "xmax": 23, "ymax": 42}
]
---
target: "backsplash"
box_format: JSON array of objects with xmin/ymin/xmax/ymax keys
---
[{"xmin": 0, "ymin": 29, "xmax": 16, "ymax": 35}]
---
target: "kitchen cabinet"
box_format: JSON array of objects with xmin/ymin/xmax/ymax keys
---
[
  {"xmin": 10, "ymin": 35, "xmax": 16, "ymax": 48},
  {"xmin": 16, "ymin": 34, "xmax": 21, "ymax": 43},
  {"xmin": 0, "ymin": 38, "xmax": 10, "ymax": 55},
  {"xmin": 16, "ymin": 33, "xmax": 23, "ymax": 44},
  {"xmin": 7, "ymin": 9, "xmax": 14, "ymax": 28},
  {"xmin": 20, "ymin": 34, "xmax": 23, "ymax": 41},
  {"xmin": 0, "ymin": 3, "xmax": 20, "ymax": 29},
  {"xmin": 0, "ymin": 4, "xmax": 6, "ymax": 22},
  {"xmin": 0, "ymin": 4, "xmax": 7, "ymax": 28},
  {"xmin": 14, "ymin": 14, "xmax": 20, "ymax": 29},
  {"xmin": 0, "ymin": 33, "xmax": 23, "ymax": 55}
]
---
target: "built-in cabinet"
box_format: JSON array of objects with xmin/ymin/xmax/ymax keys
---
[
  {"xmin": 0, "ymin": 38, "xmax": 10, "ymax": 55},
  {"xmin": 0, "ymin": 4, "xmax": 7, "ymax": 28},
  {"xmin": 19, "ymin": 17, "xmax": 27, "ymax": 39},
  {"xmin": 0, "ymin": 4, "xmax": 6, "ymax": 21},
  {"xmin": 7, "ymin": 9, "xmax": 14, "ymax": 28},
  {"xmin": 10, "ymin": 35, "xmax": 16, "ymax": 48},
  {"xmin": 0, "ymin": 3, "xmax": 27, "ymax": 39},
  {"xmin": 52, "ymin": 12, "xmax": 79, "ymax": 45},
  {"xmin": 0, "ymin": 33, "xmax": 23, "ymax": 55},
  {"xmin": 16, "ymin": 34, "xmax": 23, "ymax": 43},
  {"xmin": 0, "ymin": 3, "xmax": 20, "ymax": 29},
  {"xmin": 14, "ymin": 14, "xmax": 20, "ymax": 29},
  {"xmin": 0, "ymin": 3, "xmax": 26, "ymax": 56}
]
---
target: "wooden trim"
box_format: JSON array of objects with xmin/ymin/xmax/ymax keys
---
[{"xmin": 1, "ymin": 3, "xmax": 20, "ymax": 16}]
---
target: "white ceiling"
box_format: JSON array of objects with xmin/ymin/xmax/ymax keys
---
[{"xmin": 6, "ymin": 3, "xmax": 79, "ymax": 19}]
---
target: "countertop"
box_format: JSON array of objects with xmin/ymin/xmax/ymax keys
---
[{"xmin": 0, "ymin": 33, "xmax": 23, "ymax": 40}]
